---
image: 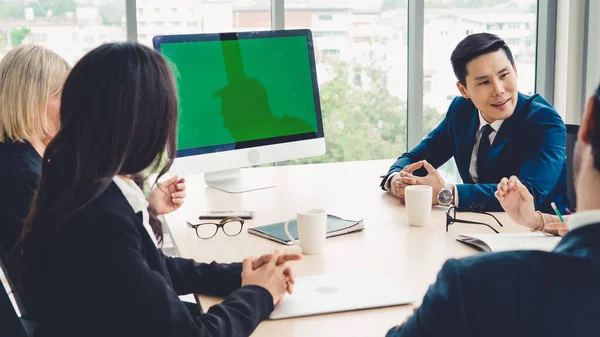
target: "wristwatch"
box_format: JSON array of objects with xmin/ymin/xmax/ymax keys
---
[{"xmin": 437, "ymin": 184, "xmax": 454, "ymax": 206}]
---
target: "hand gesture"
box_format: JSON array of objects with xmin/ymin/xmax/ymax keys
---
[
  {"xmin": 147, "ymin": 176, "xmax": 186, "ymax": 215},
  {"xmin": 252, "ymin": 250, "xmax": 302, "ymax": 294},
  {"xmin": 410, "ymin": 160, "xmax": 446, "ymax": 205},
  {"xmin": 495, "ymin": 176, "xmax": 538, "ymax": 228},
  {"xmin": 241, "ymin": 251, "xmax": 293, "ymax": 304},
  {"xmin": 390, "ymin": 161, "xmax": 424, "ymax": 202}
]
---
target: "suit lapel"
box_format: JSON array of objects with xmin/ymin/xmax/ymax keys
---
[
  {"xmin": 484, "ymin": 93, "xmax": 530, "ymax": 181},
  {"xmin": 457, "ymin": 103, "xmax": 479, "ymax": 184}
]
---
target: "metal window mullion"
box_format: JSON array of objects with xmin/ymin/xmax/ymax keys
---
[
  {"xmin": 271, "ymin": 0, "xmax": 285, "ymax": 30},
  {"xmin": 407, "ymin": 0, "xmax": 424, "ymax": 151},
  {"xmin": 535, "ymin": 0, "xmax": 557, "ymax": 106},
  {"xmin": 125, "ymin": 0, "xmax": 137, "ymax": 42}
]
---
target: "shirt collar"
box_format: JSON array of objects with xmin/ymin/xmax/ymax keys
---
[
  {"xmin": 478, "ymin": 111, "xmax": 504, "ymax": 133},
  {"xmin": 567, "ymin": 209, "xmax": 600, "ymax": 231},
  {"xmin": 112, "ymin": 176, "xmax": 149, "ymax": 214}
]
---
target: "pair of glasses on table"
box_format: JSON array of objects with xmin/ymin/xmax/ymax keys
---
[
  {"xmin": 445, "ymin": 206, "xmax": 504, "ymax": 234},
  {"xmin": 186, "ymin": 216, "xmax": 245, "ymax": 239}
]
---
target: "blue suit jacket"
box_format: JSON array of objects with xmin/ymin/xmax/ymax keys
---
[
  {"xmin": 387, "ymin": 222, "xmax": 600, "ymax": 337},
  {"xmin": 381, "ymin": 93, "xmax": 568, "ymax": 213}
]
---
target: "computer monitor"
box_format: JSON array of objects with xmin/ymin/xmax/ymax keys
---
[{"xmin": 153, "ymin": 29, "xmax": 325, "ymax": 193}]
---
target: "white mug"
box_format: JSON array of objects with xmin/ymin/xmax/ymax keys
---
[
  {"xmin": 405, "ymin": 185, "xmax": 432, "ymax": 227},
  {"xmin": 284, "ymin": 208, "xmax": 327, "ymax": 255}
]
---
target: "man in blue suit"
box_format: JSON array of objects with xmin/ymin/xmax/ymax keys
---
[
  {"xmin": 381, "ymin": 33, "xmax": 568, "ymax": 212},
  {"xmin": 386, "ymin": 83, "xmax": 600, "ymax": 337}
]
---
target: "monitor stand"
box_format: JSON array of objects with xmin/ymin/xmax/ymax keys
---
[{"xmin": 204, "ymin": 168, "xmax": 277, "ymax": 193}]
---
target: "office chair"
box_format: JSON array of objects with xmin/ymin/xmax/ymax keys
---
[
  {"xmin": 566, "ymin": 124, "xmax": 579, "ymax": 211},
  {"xmin": 0, "ymin": 248, "xmax": 36, "ymax": 337}
]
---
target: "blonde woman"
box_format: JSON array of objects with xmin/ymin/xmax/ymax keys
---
[
  {"xmin": 0, "ymin": 45, "xmax": 68, "ymax": 259},
  {"xmin": 0, "ymin": 45, "xmax": 186, "ymax": 260}
]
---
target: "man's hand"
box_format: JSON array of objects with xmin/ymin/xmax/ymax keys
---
[
  {"xmin": 147, "ymin": 176, "xmax": 186, "ymax": 215},
  {"xmin": 390, "ymin": 161, "xmax": 425, "ymax": 202},
  {"xmin": 251, "ymin": 250, "xmax": 302, "ymax": 294},
  {"xmin": 495, "ymin": 175, "xmax": 539, "ymax": 228},
  {"xmin": 402, "ymin": 160, "xmax": 446, "ymax": 205}
]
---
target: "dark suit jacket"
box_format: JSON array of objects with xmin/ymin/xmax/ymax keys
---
[
  {"xmin": 0, "ymin": 140, "xmax": 41, "ymax": 258},
  {"xmin": 30, "ymin": 183, "xmax": 274, "ymax": 337},
  {"xmin": 381, "ymin": 93, "xmax": 568, "ymax": 213},
  {"xmin": 387, "ymin": 222, "xmax": 600, "ymax": 337}
]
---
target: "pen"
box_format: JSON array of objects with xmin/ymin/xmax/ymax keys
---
[{"xmin": 550, "ymin": 202, "xmax": 565, "ymax": 223}]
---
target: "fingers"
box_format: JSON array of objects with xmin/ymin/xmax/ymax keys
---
[
  {"xmin": 252, "ymin": 253, "xmax": 273, "ymax": 270},
  {"xmin": 242, "ymin": 257, "xmax": 255, "ymax": 275},
  {"xmin": 160, "ymin": 175, "xmax": 179, "ymax": 187},
  {"xmin": 422, "ymin": 160, "xmax": 436, "ymax": 174},
  {"xmin": 403, "ymin": 161, "xmax": 424, "ymax": 174},
  {"xmin": 171, "ymin": 191, "xmax": 186, "ymax": 199},
  {"xmin": 497, "ymin": 177, "xmax": 509, "ymax": 196},
  {"xmin": 276, "ymin": 253, "xmax": 302, "ymax": 265},
  {"xmin": 283, "ymin": 266, "xmax": 295, "ymax": 294}
]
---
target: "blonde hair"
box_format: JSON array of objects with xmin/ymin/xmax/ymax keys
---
[{"xmin": 0, "ymin": 44, "xmax": 69, "ymax": 143}]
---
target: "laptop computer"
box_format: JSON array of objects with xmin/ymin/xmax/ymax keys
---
[{"xmin": 269, "ymin": 273, "xmax": 416, "ymax": 319}]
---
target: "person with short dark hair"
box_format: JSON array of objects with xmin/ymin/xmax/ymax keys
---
[
  {"xmin": 381, "ymin": 33, "xmax": 568, "ymax": 213},
  {"xmin": 386, "ymin": 81, "xmax": 600, "ymax": 337},
  {"xmin": 11, "ymin": 43, "xmax": 300, "ymax": 337}
]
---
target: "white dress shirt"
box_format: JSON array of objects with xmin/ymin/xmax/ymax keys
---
[
  {"xmin": 386, "ymin": 111, "xmax": 504, "ymax": 206},
  {"xmin": 469, "ymin": 112, "xmax": 504, "ymax": 183},
  {"xmin": 112, "ymin": 175, "xmax": 158, "ymax": 248},
  {"xmin": 567, "ymin": 209, "xmax": 600, "ymax": 231}
]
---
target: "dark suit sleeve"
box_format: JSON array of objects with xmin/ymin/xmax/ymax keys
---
[
  {"xmin": 92, "ymin": 211, "xmax": 273, "ymax": 337},
  {"xmin": 380, "ymin": 108, "xmax": 455, "ymax": 190},
  {"xmin": 456, "ymin": 106, "xmax": 566, "ymax": 211},
  {"xmin": 163, "ymin": 254, "xmax": 242, "ymax": 297},
  {"xmin": 386, "ymin": 259, "xmax": 466, "ymax": 337}
]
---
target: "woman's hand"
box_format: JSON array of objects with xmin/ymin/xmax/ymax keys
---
[{"xmin": 147, "ymin": 176, "xmax": 186, "ymax": 215}]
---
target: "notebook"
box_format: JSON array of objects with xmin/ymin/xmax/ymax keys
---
[
  {"xmin": 456, "ymin": 232, "xmax": 562, "ymax": 252},
  {"xmin": 248, "ymin": 214, "xmax": 364, "ymax": 245},
  {"xmin": 269, "ymin": 273, "xmax": 415, "ymax": 319}
]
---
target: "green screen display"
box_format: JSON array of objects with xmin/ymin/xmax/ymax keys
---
[{"xmin": 161, "ymin": 36, "xmax": 319, "ymax": 151}]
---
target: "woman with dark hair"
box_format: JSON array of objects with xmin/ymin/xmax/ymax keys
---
[{"xmin": 13, "ymin": 43, "xmax": 298, "ymax": 337}]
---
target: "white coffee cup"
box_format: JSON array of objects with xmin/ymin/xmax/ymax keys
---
[
  {"xmin": 405, "ymin": 185, "xmax": 432, "ymax": 227},
  {"xmin": 284, "ymin": 208, "xmax": 327, "ymax": 255}
]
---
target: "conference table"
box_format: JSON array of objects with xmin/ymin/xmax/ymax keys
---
[{"xmin": 163, "ymin": 159, "xmax": 529, "ymax": 336}]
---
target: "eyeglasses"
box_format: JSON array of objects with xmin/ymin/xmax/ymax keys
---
[
  {"xmin": 446, "ymin": 206, "xmax": 503, "ymax": 234},
  {"xmin": 186, "ymin": 216, "xmax": 245, "ymax": 239}
]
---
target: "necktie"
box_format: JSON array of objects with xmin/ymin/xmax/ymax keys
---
[{"xmin": 476, "ymin": 124, "xmax": 494, "ymax": 183}]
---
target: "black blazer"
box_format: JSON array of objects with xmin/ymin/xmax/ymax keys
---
[
  {"xmin": 31, "ymin": 182, "xmax": 274, "ymax": 337},
  {"xmin": 0, "ymin": 140, "xmax": 41, "ymax": 258},
  {"xmin": 387, "ymin": 222, "xmax": 600, "ymax": 337}
]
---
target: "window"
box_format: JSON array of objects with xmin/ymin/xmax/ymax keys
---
[
  {"xmin": 136, "ymin": 0, "xmax": 271, "ymax": 47},
  {"xmin": 0, "ymin": 1, "xmax": 126, "ymax": 66},
  {"xmin": 285, "ymin": 0, "xmax": 408, "ymax": 165},
  {"xmin": 423, "ymin": 0, "xmax": 538, "ymax": 178},
  {"xmin": 322, "ymin": 49, "xmax": 340, "ymax": 55}
]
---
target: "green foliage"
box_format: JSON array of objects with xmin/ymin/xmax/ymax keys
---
[
  {"xmin": 288, "ymin": 55, "xmax": 445, "ymax": 165},
  {"xmin": 10, "ymin": 27, "xmax": 31, "ymax": 47}
]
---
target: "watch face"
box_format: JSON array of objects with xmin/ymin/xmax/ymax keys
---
[{"xmin": 438, "ymin": 189, "xmax": 453, "ymax": 205}]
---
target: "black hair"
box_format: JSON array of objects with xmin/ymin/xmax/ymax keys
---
[
  {"xmin": 13, "ymin": 43, "xmax": 178, "ymax": 295},
  {"xmin": 450, "ymin": 33, "xmax": 515, "ymax": 87}
]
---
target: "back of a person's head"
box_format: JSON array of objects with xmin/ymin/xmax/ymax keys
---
[
  {"xmin": 14, "ymin": 43, "xmax": 178, "ymax": 294},
  {"xmin": 450, "ymin": 33, "xmax": 514, "ymax": 87},
  {"xmin": 0, "ymin": 44, "xmax": 69, "ymax": 143}
]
